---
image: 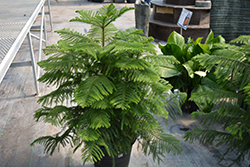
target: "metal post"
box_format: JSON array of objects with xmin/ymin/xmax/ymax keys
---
[
  {"xmin": 27, "ymin": 31, "xmax": 39, "ymax": 95},
  {"xmin": 37, "ymin": 6, "xmax": 44, "ymax": 80},
  {"xmin": 43, "ymin": 10, "xmax": 47, "ymax": 47},
  {"xmin": 47, "ymin": 0, "xmax": 53, "ymax": 31},
  {"xmin": 180, "ymin": 27, "xmax": 183, "ymax": 36}
]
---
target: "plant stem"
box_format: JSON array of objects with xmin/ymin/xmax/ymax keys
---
[
  {"xmin": 102, "ymin": 27, "xmax": 105, "ymax": 47},
  {"xmin": 230, "ymin": 66, "xmax": 235, "ymax": 85}
]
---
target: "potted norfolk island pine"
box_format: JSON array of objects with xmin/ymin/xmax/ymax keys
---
[
  {"xmin": 31, "ymin": 4, "xmax": 185, "ymax": 167},
  {"xmin": 184, "ymin": 35, "xmax": 250, "ymax": 166}
]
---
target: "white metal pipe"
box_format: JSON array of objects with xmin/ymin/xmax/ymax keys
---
[
  {"xmin": 47, "ymin": 0, "xmax": 53, "ymax": 31},
  {"xmin": 30, "ymin": 33, "xmax": 46, "ymax": 42},
  {"xmin": 37, "ymin": 6, "xmax": 44, "ymax": 80},
  {"xmin": 27, "ymin": 31, "xmax": 39, "ymax": 95}
]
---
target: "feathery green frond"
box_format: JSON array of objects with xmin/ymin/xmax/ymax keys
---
[
  {"xmin": 74, "ymin": 76, "xmax": 115, "ymax": 108},
  {"xmin": 194, "ymin": 53, "xmax": 250, "ymax": 88},
  {"xmin": 78, "ymin": 128, "xmax": 101, "ymax": 141},
  {"xmin": 129, "ymin": 68, "xmax": 160, "ymax": 83},
  {"xmin": 43, "ymin": 44, "xmax": 59, "ymax": 55},
  {"xmin": 89, "ymin": 109, "xmax": 111, "ymax": 129},
  {"xmin": 111, "ymin": 28, "xmax": 156, "ymax": 55},
  {"xmin": 91, "ymin": 99, "xmax": 112, "ymax": 109},
  {"xmin": 110, "ymin": 83, "xmax": 140, "ymax": 109},
  {"xmin": 184, "ymin": 128, "xmax": 227, "ymax": 145},
  {"xmin": 34, "ymin": 106, "xmax": 69, "ymax": 126},
  {"xmin": 144, "ymin": 54, "xmax": 180, "ymax": 66},
  {"xmin": 244, "ymin": 83, "xmax": 250, "ymax": 106},
  {"xmin": 70, "ymin": 4, "xmax": 134, "ymax": 47},
  {"xmin": 81, "ymin": 141, "xmax": 105, "ymax": 165},
  {"xmin": 115, "ymin": 58, "xmax": 149, "ymax": 70},
  {"xmin": 150, "ymin": 79, "xmax": 172, "ymax": 95},
  {"xmin": 184, "ymin": 128, "xmax": 250, "ymax": 166},
  {"xmin": 190, "ymin": 88, "xmax": 241, "ymax": 107},
  {"xmin": 55, "ymin": 28, "xmax": 89, "ymax": 43},
  {"xmin": 165, "ymin": 92, "xmax": 187, "ymax": 121},
  {"xmin": 143, "ymin": 97, "xmax": 167, "ymax": 118},
  {"xmin": 87, "ymin": 23, "xmax": 117, "ymax": 43},
  {"xmin": 70, "ymin": 9, "xmax": 99, "ymax": 26},
  {"xmin": 230, "ymin": 35, "xmax": 250, "ymax": 44},
  {"xmin": 30, "ymin": 129, "xmax": 73, "ymax": 155},
  {"xmin": 38, "ymin": 81, "xmax": 75, "ymax": 105},
  {"xmin": 140, "ymin": 129, "xmax": 182, "ymax": 164}
]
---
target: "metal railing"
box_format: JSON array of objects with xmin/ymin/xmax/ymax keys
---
[{"xmin": 0, "ymin": 0, "xmax": 52, "ymax": 95}]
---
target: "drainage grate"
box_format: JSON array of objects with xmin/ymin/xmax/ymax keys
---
[{"xmin": 0, "ymin": 22, "xmax": 26, "ymax": 63}]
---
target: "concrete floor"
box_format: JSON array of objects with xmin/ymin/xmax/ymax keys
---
[{"xmin": 0, "ymin": 0, "xmax": 249, "ymax": 166}]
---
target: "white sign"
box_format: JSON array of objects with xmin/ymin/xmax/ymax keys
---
[{"xmin": 177, "ymin": 8, "xmax": 193, "ymax": 30}]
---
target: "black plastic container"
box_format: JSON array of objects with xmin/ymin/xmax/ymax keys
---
[
  {"xmin": 94, "ymin": 146, "xmax": 132, "ymax": 167},
  {"xmin": 92, "ymin": 0, "xmax": 104, "ymax": 2},
  {"xmin": 163, "ymin": 0, "xmax": 195, "ymax": 5},
  {"xmin": 127, "ymin": 0, "xmax": 136, "ymax": 3}
]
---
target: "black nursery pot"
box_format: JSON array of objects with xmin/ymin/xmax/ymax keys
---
[
  {"xmin": 92, "ymin": 0, "xmax": 104, "ymax": 2},
  {"xmin": 181, "ymin": 100, "xmax": 199, "ymax": 113},
  {"xmin": 127, "ymin": 0, "xmax": 136, "ymax": 3},
  {"xmin": 94, "ymin": 146, "xmax": 132, "ymax": 167}
]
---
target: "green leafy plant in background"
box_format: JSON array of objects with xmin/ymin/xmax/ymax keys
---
[
  {"xmin": 184, "ymin": 35, "xmax": 250, "ymax": 166},
  {"xmin": 158, "ymin": 31, "xmax": 225, "ymax": 113},
  {"xmin": 30, "ymin": 4, "xmax": 186, "ymax": 166}
]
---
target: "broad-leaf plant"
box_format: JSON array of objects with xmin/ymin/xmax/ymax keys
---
[
  {"xmin": 184, "ymin": 35, "xmax": 250, "ymax": 166},
  {"xmin": 158, "ymin": 31, "xmax": 225, "ymax": 113},
  {"xmin": 31, "ymin": 4, "xmax": 185, "ymax": 166}
]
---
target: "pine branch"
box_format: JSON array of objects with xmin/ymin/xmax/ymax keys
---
[
  {"xmin": 30, "ymin": 128, "xmax": 73, "ymax": 155},
  {"xmin": 184, "ymin": 128, "xmax": 229, "ymax": 145},
  {"xmin": 70, "ymin": 4, "xmax": 134, "ymax": 47},
  {"xmin": 89, "ymin": 109, "xmax": 111, "ymax": 129},
  {"xmin": 140, "ymin": 129, "xmax": 182, "ymax": 164},
  {"xmin": 81, "ymin": 141, "xmax": 105, "ymax": 165},
  {"xmin": 91, "ymin": 99, "xmax": 112, "ymax": 109},
  {"xmin": 230, "ymin": 35, "xmax": 250, "ymax": 44},
  {"xmin": 55, "ymin": 28, "xmax": 90, "ymax": 43},
  {"xmin": 38, "ymin": 81, "xmax": 76, "ymax": 105},
  {"xmin": 194, "ymin": 53, "xmax": 250, "ymax": 87},
  {"xmin": 77, "ymin": 127, "xmax": 101, "ymax": 142},
  {"xmin": 34, "ymin": 105, "xmax": 69, "ymax": 126},
  {"xmin": 110, "ymin": 83, "xmax": 140, "ymax": 110},
  {"xmin": 115, "ymin": 58, "xmax": 149, "ymax": 70},
  {"xmin": 143, "ymin": 54, "xmax": 180, "ymax": 66},
  {"xmin": 164, "ymin": 92, "xmax": 187, "ymax": 121},
  {"xmin": 74, "ymin": 76, "xmax": 115, "ymax": 108},
  {"xmin": 87, "ymin": 23, "xmax": 117, "ymax": 43},
  {"xmin": 184, "ymin": 128, "xmax": 250, "ymax": 167},
  {"xmin": 111, "ymin": 28, "xmax": 156, "ymax": 55},
  {"xmin": 244, "ymin": 83, "xmax": 250, "ymax": 106},
  {"xmin": 129, "ymin": 68, "xmax": 160, "ymax": 83}
]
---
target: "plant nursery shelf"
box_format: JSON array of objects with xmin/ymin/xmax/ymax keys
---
[{"xmin": 149, "ymin": 0, "xmax": 211, "ymax": 42}]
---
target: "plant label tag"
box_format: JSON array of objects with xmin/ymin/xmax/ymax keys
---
[
  {"xmin": 177, "ymin": 8, "xmax": 193, "ymax": 30},
  {"xmin": 118, "ymin": 153, "xmax": 123, "ymax": 158}
]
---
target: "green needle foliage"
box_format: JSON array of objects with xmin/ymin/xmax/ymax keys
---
[
  {"xmin": 184, "ymin": 35, "xmax": 250, "ymax": 166},
  {"xmin": 31, "ymin": 4, "xmax": 185, "ymax": 166}
]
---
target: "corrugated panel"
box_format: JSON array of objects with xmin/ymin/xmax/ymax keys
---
[{"xmin": 210, "ymin": 0, "xmax": 250, "ymax": 42}]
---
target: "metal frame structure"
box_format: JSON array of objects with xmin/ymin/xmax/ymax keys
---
[{"xmin": 0, "ymin": 0, "xmax": 52, "ymax": 95}]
